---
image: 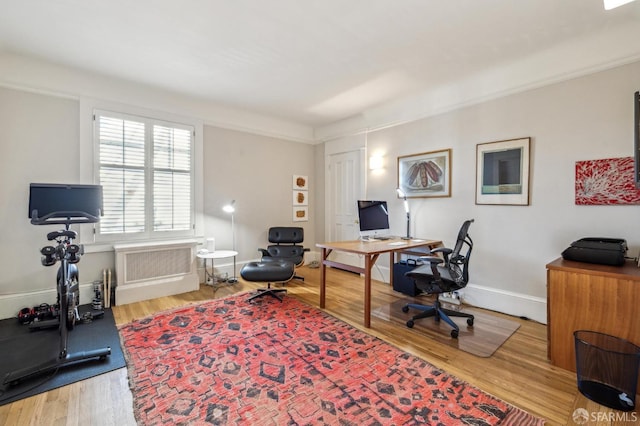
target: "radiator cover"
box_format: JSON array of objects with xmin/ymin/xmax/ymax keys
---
[{"xmin": 114, "ymin": 239, "xmax": 199, "ymax": 305}]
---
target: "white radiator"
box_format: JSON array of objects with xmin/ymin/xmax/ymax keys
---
[{"xmin": 114, "ymin": 239, "xmax": 199, "ymax": 305}]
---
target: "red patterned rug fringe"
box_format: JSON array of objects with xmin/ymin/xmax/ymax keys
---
[{"xmin": 119, "ymin": 292, "xmax": 544, "ymax": 425}]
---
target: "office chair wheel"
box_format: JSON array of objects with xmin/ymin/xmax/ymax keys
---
[
  {"xmin": 467, "ymin": 318, "xmax": 474, "ymax": 326},
  {"xmin": 406, "ymin": 320, "xmax": 415, "ymax": 328},
  {"xmin": 451, "ymin": 329, "xmax": 459, "ymax": 338},
  {"xmin": 402, "ymin": 305, "xmax": 409, "ymax": 313}
]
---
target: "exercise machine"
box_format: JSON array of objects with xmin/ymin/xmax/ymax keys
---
[
  {"xmin": 3, "ymin": 184, "xmax": 111, "ymax": 386},
  {"xmin": 26, "ymin": 230, "xmax": 104, "ymax": 331}
]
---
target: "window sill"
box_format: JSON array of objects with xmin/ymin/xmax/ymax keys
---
[{"xmin": 83, "ymin": 236, "xmax": 204, "ymax": 254}]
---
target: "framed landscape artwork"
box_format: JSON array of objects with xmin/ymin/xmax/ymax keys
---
[
  {"xmin": 476, "ymin": 137, "xmax": 531, "ymax": 205},
  {"xmin": 397, "ymin": 149, "xmax": 451, "ymax": 198}
]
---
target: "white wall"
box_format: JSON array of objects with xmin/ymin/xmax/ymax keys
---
[
  {"xmin": 0, "ymin": 87, "xmax": 82, "ymax": 293},
  {"xmin": 201, "ymin": 126, "xmax": 316, "ymax": 267},
  {"xmin": 0, "ymin": 86, "xmax": 317, "ymax": 318},
  {"xmin": 0, "ymin": 87, "xmax": 115, "ymax": 316},
  {"xmin": 360, "ymin": 60, "xmax": 640, "ymax": 322},
  {"xmin": 1, "ymin": 51, "xmax": 639, "ymax": 324}
]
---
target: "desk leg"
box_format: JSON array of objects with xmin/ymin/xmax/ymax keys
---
[
  {"xmin": 364, "ymin": 255, "xmax": 372, "ymax": 328},
  {"xmin": 389, "ymin": 252, "xmax": 395, "ymax": 287},
  {"xmin": 320, "ymin": 248, "xmax": 327, "ymax": 309}
]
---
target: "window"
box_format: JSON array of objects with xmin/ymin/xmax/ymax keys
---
[{"xmin": 95, "ymin": 110, "xmax": 194, "ymax": 240}]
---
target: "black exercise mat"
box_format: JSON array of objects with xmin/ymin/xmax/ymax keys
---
[{"xmin": 0, "ymin": 305, "xmax": 125, "ymax": 406}]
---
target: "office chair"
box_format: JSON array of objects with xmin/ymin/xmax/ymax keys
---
[
  {"xmin": 259, "ymin": 227, "xmax": 309, "ymax": 281},
  {"xmin": 402, "ymin": 219, "xmax": 475, "ymax": 338}
]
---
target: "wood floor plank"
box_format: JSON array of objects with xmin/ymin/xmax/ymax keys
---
[{"xmin": 1, "ymin": 265, "xmax": 638, "ymax": 425}]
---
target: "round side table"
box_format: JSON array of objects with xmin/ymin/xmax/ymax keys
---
[{"xmin": 197, "ymin": 250, "xmax": 238, "ymax": 286}]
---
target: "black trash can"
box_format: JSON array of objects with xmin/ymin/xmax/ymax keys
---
[{"xmin": 574, "ymin": 330, "xmax": 640, "ymax": 411}]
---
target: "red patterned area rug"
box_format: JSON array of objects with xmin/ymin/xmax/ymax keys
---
[{"xmin": 119, "ymin": 293, "xmax": 544, "ymax": 425}]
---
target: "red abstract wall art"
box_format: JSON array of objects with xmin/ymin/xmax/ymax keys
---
[{"xmin": 575, "ymin": 157, "xmax": 640, "ymax": 205}]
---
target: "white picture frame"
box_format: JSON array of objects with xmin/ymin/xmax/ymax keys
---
[
  {"xmin": 293, "ymin": 206, "xmax": 308, "ymax": 222},
  {"xmin": 293, "ymin": 190, "xmax": 308, "ymax": 206},
  {"xmin": 293, "ymin": 175, "xmax": 308, "ymax": 190},
  {"xmin": 476, "ymin": 137, "xmax": 531, "ymax": 205}
]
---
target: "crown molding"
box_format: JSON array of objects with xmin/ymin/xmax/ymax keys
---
[
  {"xmin": 315, "ymin": 21, "xmax": 640, "ymax": 140},
  {"xmin": 0, "ymin": 52, "xmax": 315, "ymax": 144}
]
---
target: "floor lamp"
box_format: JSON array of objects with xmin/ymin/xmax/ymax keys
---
[
  {"xmin": 223, "ymin": 200, "xmax": 238, "ymax": 283},
  {"xmin": 396, "ymin": 188, "xmax": 411, "ymax": 240}
]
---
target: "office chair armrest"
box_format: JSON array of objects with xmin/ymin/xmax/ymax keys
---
[
  {"xmin": 428, "ymin": 247, "xmax": 451, "ymax": 263},
  {"xmin": 429, "ymin": 247, "xmax": 452, "ymax": 256},
  {"xmin": 419, "ymin": 255, "xmax": 444, "ymax": 265}
]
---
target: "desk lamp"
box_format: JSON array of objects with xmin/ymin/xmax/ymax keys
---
[
  {"xmin": 222, "ymin": 200, "xmax": 238, "ymax": 283},
  {"xmin": 396, "ymin": 188, "xmax": 411, "ymax": 240}
]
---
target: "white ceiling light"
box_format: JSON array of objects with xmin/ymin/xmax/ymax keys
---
[{"xmin": 604, "ymin": 0, "xmax": 637, "ymax": 10}]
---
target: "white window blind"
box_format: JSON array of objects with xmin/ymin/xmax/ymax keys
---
[
  {"xmin": 153, "ymin": 125, "xmax": 192, "ymax": 231},
  {"xmin": 95, "ymin": 111, "xmax": 194, "ymax": 239}
]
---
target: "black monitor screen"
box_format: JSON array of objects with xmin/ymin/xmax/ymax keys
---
[
  {"xmin": 29, "ymin": 183, "xmax": 103, "ymax": 224},
  {"xmin": 357, "ymin": 200, "xmax": 390, "ymax": 233}
]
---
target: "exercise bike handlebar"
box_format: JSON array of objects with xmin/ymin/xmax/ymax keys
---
[{"xmin": 30, "ymin": 210, "xmax": 101, "ymax": 226}]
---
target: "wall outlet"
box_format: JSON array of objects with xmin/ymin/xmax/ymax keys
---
[{"xmin": 439, "ymin": 291, "xmax": 462, "ymax": 305}]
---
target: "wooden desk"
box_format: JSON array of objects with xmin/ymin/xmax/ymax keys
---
[
  {"xmin": 317, "ymin": 237, "xmax": 442, "ymax": 328},
  {"xmin": 546, "ymin": 258, "xmax": 640, "ymax": 377}
]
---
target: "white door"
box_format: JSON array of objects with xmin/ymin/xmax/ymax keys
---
[{"xmin": 327, "ymin": 149, "xmax": 365, "ymax": 267}]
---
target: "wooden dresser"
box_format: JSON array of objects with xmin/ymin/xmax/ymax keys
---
[{"xmin": 546, "ymin": 258, "xmax": 640, "ymax": 378}]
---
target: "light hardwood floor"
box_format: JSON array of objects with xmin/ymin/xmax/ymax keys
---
[{"xmin": 1, "ymin": 266, "xmax": 638, "ymax": 425}]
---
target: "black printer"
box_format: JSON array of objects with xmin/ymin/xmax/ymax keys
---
[{"xmin": 561, "ymin": 237, "xmax": 628, "ymax": 266}]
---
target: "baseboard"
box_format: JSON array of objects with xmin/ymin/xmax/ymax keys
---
[
  {"xmin": 0, "ymin": 282, "xmax": 98, "ymax": 320},
  {"xmin": 115, "ymin": 273, "xmax": 199, "ymax": 306},
  {"xmin": 304, "ymin": 250, "xmax": 321, "ymax": 264},
  {"xmin": 1, "ymin": 259, "xmax": 244, "ymax": 319},
  {"xmin": 2, "ymin": 256, "xmax": 547, "ymax": 324},
  {"xmin": 462, "ymin": 283, "xmax": 547, "ymax": 324},
  {"xmin": 357, "ymin": 264, "xmax": 547, "ymax": 324}
]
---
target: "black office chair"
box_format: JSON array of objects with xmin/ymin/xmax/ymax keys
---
[
  {"xmin": 259, "ymin": 227, "xmax": 309, "ymax": 281},
  {"xmin": 402, "ymin": 219, "xmax": 475, "ymax": 338}
]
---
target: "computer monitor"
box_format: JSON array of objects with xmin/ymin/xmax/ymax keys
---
[
  {"xmin": 357, "ymin": 200, "xmax": 390, "ymax": 238},
  {"xmin": 28, "ymin": 183, "xmax": 103, "ymax": 225}
]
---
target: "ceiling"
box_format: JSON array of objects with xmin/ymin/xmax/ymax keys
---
[{"xmin": 1, "ymin": 0, "xmax": 639, "ymax": 132}]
